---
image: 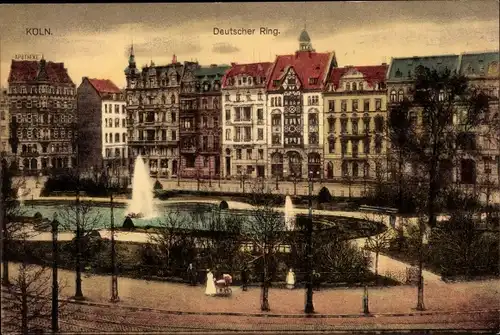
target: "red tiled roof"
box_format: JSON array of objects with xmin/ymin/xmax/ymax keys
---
[
  {"xmin": 222, "ymin": 62, "xmax": 273, "ymax": 88},
  {"xmin": 87, "ymin": 78, "xmax": 122, "ymax": 94},
  {"xmin": 327, "ymin": 65, "xmax": 388, "ymax": 89},
  {"xmin": 8, "ymin": 60, "xmax": 74, "ymax": 84},
  {"xmin": 266, "ymin": 51, "xmax": 334, "ymax": 91}
]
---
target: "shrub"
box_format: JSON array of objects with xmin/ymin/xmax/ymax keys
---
[
  {"xmin": 123, "ymin": 217, "xmax": 135, "ymax": 230},
  {"xmin": 33, "ymin": 212, "xmax": 43, "ymax": 221},
  {"xmin": 219, "ymin": 200, "xmax": 229, "ymax": 210},
  {"xmin": 318, "ymin": 187, "xmax": 332, "ymax": 204},
  {"xmin": 153, "ymin": 180, "xmax": 163, "ymax": 190}
]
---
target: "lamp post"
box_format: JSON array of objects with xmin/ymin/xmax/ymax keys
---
[
  {"xmin": 109, "ymin": 175, "xmax": 119, "ymax": 303},
  {"xmin": 363, "ymin": 239, "xmax": 370, "ymax": 315},
  {"xmin": 275, "ymin": 173, "xmax": 279, "ymax": 191},
  {"xmin": 293, "ymin": 174, "xmax": 298, "ymax": 196},
  {"xmin": 304, "ymin": 170, "xmax": 314, "ymax": 314},
  {"xmin": 209, "ymin": 160, "xmax": 212, "ymax": 188},
  {"xmin": 51, "ymin": 213, "xmax": 59, "ymax": 333}
]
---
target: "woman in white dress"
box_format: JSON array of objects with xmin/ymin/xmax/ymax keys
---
[
  {"xmin": 286, "ymin": 268, "xmax": 296, "ymax": 289},
  {"xmin": 205, "ymin": 269, "xmax": 216, "ymax": 296}
]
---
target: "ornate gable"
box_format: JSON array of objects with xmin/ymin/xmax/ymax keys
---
[{"xmin": 281, "ymin": 67, "xmax": 302, "ymax": 91}]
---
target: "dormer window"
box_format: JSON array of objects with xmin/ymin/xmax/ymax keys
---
[
  {"xmin": 395, "ymin": 69, "xmax": 402, "ymax": 78},
  {"xmin": 238, "ymin": 78, "xmax": 243, "ymax": 86},
  {"xmin": 273, "ymin": 80, "xmax": 280, "ymax": 87},
  {"xmin": 346, "ymin": 82, "xmax": 351, "ymax": 91},
  {"xmin": 242, "ymin": 77, "xmax": 247, "ymax": 84},
  {"xmin": 359, "ymin": 83, "xmax": 363, "ymax": 91},
  {"xmin": 288, "ymin": 78, "xmax": 296, "ymax": 85},
  {"xmin": 352, "ymin": 82, "xmax": 357, "ymax": 91},
  {"xmin": 203, "ymin": 82, "xmax": 210, "ymax": 91},
  {"xmin": 309, "ymin": 78, "xmax": 318, "ymax": 85},
  {"xmin": 248, "ymin": 77, "xmax": 253, "ymax": 85}
]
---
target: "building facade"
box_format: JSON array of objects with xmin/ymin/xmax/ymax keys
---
[
  {"xmin": 323, "ymin": 64, "xmax": 388, "ymax": 195},
  {"xmin": 125, "ymin": 47, "xmax": 182, "ymax": 177},
  {"xmin": 7, "ymin": 58, "xmax": 77, "ymax": 174},
  {"xmin": 266, "ymin": 29, "xmax": 337, "ymax": 181},
  {"xmin": 221, "ymin": 62, "xmax": 272, "ymax": 179},
  {"xmin": 0, "ymin": 87, "xmax": 9, "ymax": 157},
  {"xmin": 386, "ymin": 51, "xmax": 500, "ymax": 202},
  {"xmin": 77, "ymin": 77, "xmax": 127, "ymax": 172},
  {"xmin": 179, "ymin": 63, "xmax": 229, "ymax": 179}
]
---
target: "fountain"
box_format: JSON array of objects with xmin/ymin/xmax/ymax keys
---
[
  {"xmin": 127, "ymin": 155, "xmax": 156, "ymax": 218},
  {"xmin": 284, "ymin": 195, "xmax": 296, "ymax": 231},
  {"xmin": 17, "ymin": 187, "xmax": 25, "ymax": 206}
]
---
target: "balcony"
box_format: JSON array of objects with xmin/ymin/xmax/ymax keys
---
[
  {"xmin": 181, "ymin": 146, "xmax": 196, "ymax": 153},
  {"xmin": 128, "ymin": 138, "xmax": 156, "ymax": 145}
]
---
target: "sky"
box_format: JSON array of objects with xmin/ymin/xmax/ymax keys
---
[{"xmin": 0, "ymin": 1, "xmax": 498, "ymax": 88}]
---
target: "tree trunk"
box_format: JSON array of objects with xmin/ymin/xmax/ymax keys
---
[
  {"xmin": 74, "ymin": 191, "xmax": 83, "ymax": 299},
  {"xmin": 375, "ymin": 252, "xmax": 379, "ymax": 278},
  {"xmin": 2, "ymin": 224, "xmax": 9, "ymax": 286},
  {"xmin": 21, "ymin": 275, "xmax": 28, "ymax": 334},
  {"xmin": 416, "ymin": 221, "xmax": 425, "ymax": 311},
  {"xmin": 261, "ymin": 255, "xmax": 270, "ymax": 311}
]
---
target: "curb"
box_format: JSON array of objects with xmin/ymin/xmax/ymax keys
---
[{"xmin": 63, "ymin": 298, "xmax": 500, "ymax": 319}]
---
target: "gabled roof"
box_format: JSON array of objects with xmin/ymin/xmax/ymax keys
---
[
  {"xmin": 87, "ymin": 78, "xmax": 121, "ymax": 94},
  {"xmin": 327, "ymin": 65, "xmax": 388, "ymax": 88},
  {"xmin": 8, "ymin": 60, "xmax": 74, "ymax": 84},
  {"xmin": 459, "ymin": 51, "xmax": 499, "ymax": 78},
  {"xmin": 266, "ymin": 51, "xmax": 333, "ymax": 91},
  {"xmin": 387, "ymin": 55, "xmax": 459, "ymax": 82},
  {"xmin": 222, "ymin": 62, "xmax": 273, "ymax": 88}
]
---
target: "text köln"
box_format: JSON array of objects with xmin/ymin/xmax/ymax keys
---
[{"xmin": 26, "ymin": 28, "xmax": 52, "ymax": 36}]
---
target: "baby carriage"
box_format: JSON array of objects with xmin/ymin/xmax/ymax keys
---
[{"xmin": 215, "ymin": 274, "xmax": 232, "ymax": 296}]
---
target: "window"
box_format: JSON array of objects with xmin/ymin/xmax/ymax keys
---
[
  {"xmin": 375, "ymin": 99, "xmax": 381, "ymax": 110},
  {"xmin": 341, "ymin": 100, "xmax": 347, "ymax": 112},
  {"xmin": 364, "ymin": 138, "xmax": 370, "ymax": 154},
  {"xmin": 115, "ymin": 118, "xmax": 120, "ymax": 127},
  {"xmin": 346, "ymin": 83, "xmax": 351, "ymax": 91},
  {"xmin": 257, "ymin": 108, "xmax": 263, "ymax": 120},
  {"xmin": 341, "ymin": 140, "xmax": 347, "ymax": 155},
  {"xmin": 398, "ymin": 90, "xmax": 404, "ymax": 102},
  {"xmin": 171, "ymin": 112, "xmax": 176, "ymax": 123},
  {"xmin": 258, "ymin": 128, "xmax": 264, "ymax": 140},
  {"xmin": 352, "ymin": 162, "xmax": 359, "ymax": 177},
  {"xmin": 352, "ymin": 100, "xmax": 358, "ymax": 111},
  {"xmin": 461, "ymin": 159, "xmax": 476, "ymax": 184},
  {"xmin": 328, "ymin": 138, "xmax": 335, "ymax": 153},
  {"xmin": 236, "ymin": 149, "xmax": 242, "ymax": 160},
  {"xmin": 171, "ymin": 130, "xmax": 176, "ymax": 140},
  {"xmin": 225, "ymin": 93, "xmax": 230, "ymax": 102},
  {"xmin": 122, "ymin": 105, "xmax": 125, "ymax": 114},
  {"xmin": 109, "ymin": 133, "xmax": 113, "ymax": 143},
  {"xmin": 364, "ymin": 99, "xmax": 370, "ymax": 111},
  {"xmin": 359, "ymin": 83, "xmax": 363, "ymax": 91},
  {"xmin": 375, "ymin": 116, "xmax": 384, "ymax": 133},
  {"xmin": 328, "ymin": 117, "xmax": 335, "ymax": 133},
  {"xmin": 122, "ymin": 133, "xmax": 126, "ymax": 142},
  {"xmin": 225, "ymin": 129, "xmax": 231, "ymax": 140},
  {"xmin": 258, "ymin": 92, "xmax": 263, "ymax": 100},
  {"xmin": 351, "ymin": 119, "xmax": 358, "ymax": 135},
  {"xmin": 243, "ymin": 107, "xmax": 251, "ymax": 121},
  {"xmin": 115, "ymin": 105, "xmax": 119, "ymax": 113},
  {"xmin": 246, "ymin": 149, "xmax": 252, "ymax": 160},
  {"xmin": 352, "ymin": 83, "xmax": 357, "ymax": 91},
  {"xmin": 328, "ymin": 100, "xmax": 335, "ymax": 112},
  {"xmin": 340, "ymin": 119, "xmax": 347, "ymax": 133},
  {"xmin": 115, "ymin": 133, "xmax": 120, "ymax": 142},
  {"xmin": 375, "ymin": 137, "xmax": 382, "ymax": 154},
  {"xmin": 272, "ymin": 134, "xmax": 281, "ymax": 145},
  {"xmin": 390, "ymin": 90, "xmax": 397, "ymax": 102},
  {"xmin": 225, "ymin": 109, "xmax": 231, "ymax": 121},
  {"xmin": 122, "ymin": 119, "xmax": 126, "ymax": 127}
]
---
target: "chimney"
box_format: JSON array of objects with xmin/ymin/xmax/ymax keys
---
[
  {"xmin": 231, "ymin": 62, "xmax": 236, "ymax": 66},
  {"xmin": 382, "ymin": 63, "xmax": 387, "ymax": 65},
  {"xmin": 172, "ymin": 54, "xmax": 177, "ymax": 64},
  {"xmin": 210, "ymin": 64, "xmax": 217, "ymax": 68}
]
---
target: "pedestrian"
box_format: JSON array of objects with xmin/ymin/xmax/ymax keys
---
[
  {"xmin": 241, "ymin": 264, "xmax": 248, "ymax": 291},
  {"xmin": 205, "ymin": 269, "xmax": 216, "ymax": 296},
  {"xmin": 312, "ymin": 270, "xmax": 321, "ymax": 291},
  {"xmin": 286, "ymin": 268, "xmax": 295, "ymax": 289},
  {"xmin": 187, "ymin": 263, "xmax": 196, "ymax": 286}
]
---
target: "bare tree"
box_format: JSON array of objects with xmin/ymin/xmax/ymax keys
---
[
  {"xmin": 1, "ymin": 159, "xmax": 28, "ymax": 286},
  {"xmin": 58, "ymin": 199, "xmax": 102, "ymax": 300},
  {"xmin": 245, "ymin": 192, "xmax": 285, "ymax": 312},
  {"xmin": 1, "ymin": 229, "xmax": 68, "ymax": 334},
  {"xmin": 147, "ymin": 210, "xmax": 196, "ymax": 275},
  {"xmin": 387, "ymin": 66, "xmax": 490, "ymax": 310},
  {"xmin": 365, "ymin": 214, "xmax": 396, "ymax": 278}
]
